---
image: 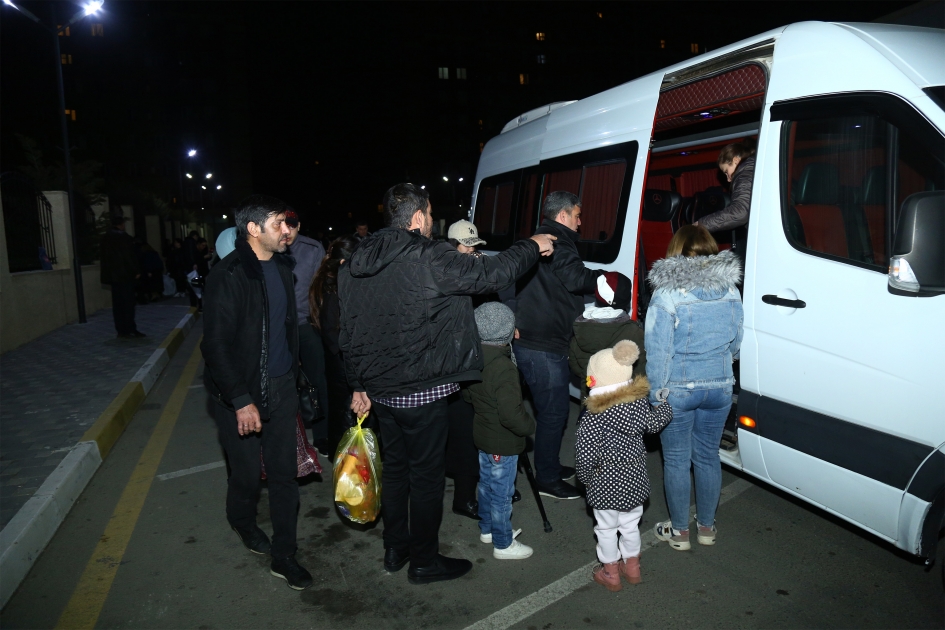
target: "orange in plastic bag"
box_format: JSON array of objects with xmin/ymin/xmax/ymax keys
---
[{"xmin": 333, "ymin": 414, "xmax": 381, "ymax": 524}]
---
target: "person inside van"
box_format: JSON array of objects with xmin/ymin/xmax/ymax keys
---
[
  {"xmin": 644, "ymin": 225, "xmax": 743, "ymax": 552},
  {"xmin": 694, "ymin": 139, "xmax": 757, "ymax": 271}
]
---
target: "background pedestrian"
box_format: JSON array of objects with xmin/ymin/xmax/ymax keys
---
[{"xmin": 100, "ymin": 215, "xmax": 144, "ymax": 338}]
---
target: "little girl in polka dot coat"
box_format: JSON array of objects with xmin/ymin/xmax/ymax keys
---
[{"xmin": 575, "ymin": 339, "xmax": 672, "ymax": 591}]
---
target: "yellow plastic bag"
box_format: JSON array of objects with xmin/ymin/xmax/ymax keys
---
[{"xmin": 333, "ymin": 414, "xmax": 382, "ymax": 524}]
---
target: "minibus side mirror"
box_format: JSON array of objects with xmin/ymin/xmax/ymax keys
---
[{"xmin": 888, "ymin": 192, "xmax": 945, "ymax": 297}]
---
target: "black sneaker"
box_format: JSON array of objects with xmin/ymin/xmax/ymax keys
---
[
  {"xmin": 512, "ymin": 488, "xmax": 522, "ymax": 503},
  {"xmin": 384, "ymin": 547, "xmax": 410, "ymax": 572},
  {"xmin": 560, "ymin": 465, "xmax": 576, "ymax": 481},
  {"xmin": 407, "ymin": 554, "xmax": 472, "ymax": 585},
  {"xmin": 536, "ymin": 480, "xmax": 582, "ymax": 500},
  {"xmin": 232, "ymin": 524, "xmax": 271, "ymax": 555},
  {"xmin": 131, "ymin": 330, "xmax": 147, "ymax": 338},
  {"xmin": 271, "ymin": 555, "xmax": 313, "ymax": 590}
]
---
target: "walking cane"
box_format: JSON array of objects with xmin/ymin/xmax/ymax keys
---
[{"xmin": 519, "ymin": 451, "xmax": 553, "ymax": 533}]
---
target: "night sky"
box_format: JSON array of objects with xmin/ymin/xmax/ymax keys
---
[{"xmin": 0, "ymin": 1, "xmax": 920, "ymax": 235}]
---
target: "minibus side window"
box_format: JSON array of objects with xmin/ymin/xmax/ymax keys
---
[
  {"xmin": 781, "ymin": 110, "xmax": 943, "ymax": 271},
  {"xmin": 517, "ymin": 173, "xmax": 541, "ymax": 238},
  {"xmin": 493, "ymin": 182, "xmax": 515, "ymax": 235},
  {"xmin": 474, "ymin": 184, "xmax": 496, "ymax": 235},
  {"xmin": 580, "ymin": 161, "xmax": 627, "ymax": 242}
]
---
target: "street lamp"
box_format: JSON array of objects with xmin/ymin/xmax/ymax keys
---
[
  {"xmin": 205, "ymin": 173, "xmax": 213, "ymax": 179},
  {"xmin": 187, "ymin": 149, "xmax": 197, "ymax": 157},
  {"xmin": 216, "ymin": 185, "xmax": 222, "ymax": 190},
  {"xmin": 443, "ymin": 176, "xmax": 449, "ymax": 182},
  {"xmin": 201, "ymin": 185, "xmax": 207, "ymax": 190},
  {"xmin": 185, "ymin": 173, "xmax": 193, "ymax": 179},
  {"xmin": 2, "ymin": 0, "xmax": 104, "ymax": 323}
]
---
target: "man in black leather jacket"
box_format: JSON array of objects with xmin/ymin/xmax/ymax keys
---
[
  {"xmin": 201, "ymin": 194, "xmax": 312, "ymax": 591},
  {"xmin": 340, "ymin": 183, "xmax": 555, "ymax": 584},
  {"xmin": 514, "ymin": 191, "xmax": 604, "ymax": 499}
]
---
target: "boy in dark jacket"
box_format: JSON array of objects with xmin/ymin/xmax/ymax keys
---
[
  {"xmin": 569, "ymin": 271, "xmax": 646, "ymax": 398},
  {"xmin": 575, "ymin": 340, "xmax": 671, "ymax": 591},
  {"xmin": 463, "ymin": 302, "xmax": 536, "ymax": 560}
]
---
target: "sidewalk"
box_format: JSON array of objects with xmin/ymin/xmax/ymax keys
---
[{"xmin": 0, "ymin": 299, "xmax": 194, "ymax": 530}]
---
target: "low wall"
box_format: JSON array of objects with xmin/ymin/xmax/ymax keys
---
[
  {"xmin": 0, "ymin": 265, "xmax": 111, "ymax": 354},
  {"xmin": 0, "ymin": 193, "xmax": 111, "ymax": 354}
]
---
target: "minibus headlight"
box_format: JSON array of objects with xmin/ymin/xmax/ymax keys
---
[{"xmin": 888, "ymin": 256, "xmax": 920, "ymax": 293}]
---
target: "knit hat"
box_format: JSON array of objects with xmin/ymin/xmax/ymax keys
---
[
  {"xmin": 595, "ymin": 271, "xmax": 632, "ymax": 311},
  {"xmin": 448, "ymin": 220, "xmax": 487, "ymax": 247},
  {"xmin": 474, "ymin": 302, "xmax": 515, "ymax": 347},
  {"xmin": 586, "ymin": 340, "xmax": 640, "ymax": 389}
]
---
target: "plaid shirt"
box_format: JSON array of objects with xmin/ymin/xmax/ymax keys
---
[{"xmin": 373, "ymin": 383, "xmax": 459, "ymax": 409}]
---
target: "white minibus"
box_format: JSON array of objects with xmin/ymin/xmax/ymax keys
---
[{"xmin": 470, "ymin": 21, "xmax": 945, "ymax": 561}]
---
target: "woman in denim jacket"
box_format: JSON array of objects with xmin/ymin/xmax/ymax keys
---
[{"xmin": 644, "ymin": 225, "xmax": 743, "ymax": 551}]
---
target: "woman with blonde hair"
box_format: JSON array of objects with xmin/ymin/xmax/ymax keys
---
[{"xmin": 644, "ymin": 225, "xmax": 743, "ymax": 551}]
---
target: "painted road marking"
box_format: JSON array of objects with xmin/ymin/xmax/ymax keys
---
[
  {"xmin": 156, "ymin": 460, "xmax": 225, "ymax": 481},
  {"xmin": 187, "ymin": 384, "xmax": 204, "ymax": 389},
  {"xmin": 463, "ymin": 477, "xmax": 755, "ymax": 630},
  {"xmin": 55, "ymin": 341, "xmax": 203, "ymax": 630}
]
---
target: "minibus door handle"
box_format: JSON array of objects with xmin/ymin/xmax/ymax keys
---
[{"xmin": 762, "ymin": 294, "xmax": 807, "ymax": 308}]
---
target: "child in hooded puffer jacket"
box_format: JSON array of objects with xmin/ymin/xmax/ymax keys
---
[
  {"xmin": 463, "ymin": 302, "xmax": 537, "ymax": 560},
  {"xmin": 575, "ymin": 340, "xmax": 672, "ymax": 591}
]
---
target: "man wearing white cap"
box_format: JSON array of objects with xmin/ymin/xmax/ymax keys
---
[{"xmin": 447, "ymin": 220, "xmax": 486, "ymax": 256}]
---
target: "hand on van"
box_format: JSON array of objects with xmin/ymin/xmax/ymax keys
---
[{"xmin": 530, "ymin": 233, "xmax": 557, "ymax": 256}]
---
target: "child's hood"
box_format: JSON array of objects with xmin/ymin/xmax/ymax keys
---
[{"xmin": 584, "ymin": 375, "xmax": 650, "ymax": 414}]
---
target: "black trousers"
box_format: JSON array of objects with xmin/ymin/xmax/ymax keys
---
[
  {"xmin": 375, "ymin": 397, "xmax": 449, "ymax": 568},
  {"xmin": 213, "ymin": 371, "xmax": 300, "ymax": 558},
  {"xmin": 298, "ymin": 323, "xmax": 329, "ymax": 440},
  {"xmin": 110, "ymin": 282, "xmax": 137, "ymax": 335},
  {"xmin": 445, "ymin": 392, "xmax": 479, "ymax": 506}
]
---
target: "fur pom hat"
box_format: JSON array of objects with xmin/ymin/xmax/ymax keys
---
[{"xmin": 586, "ymin": 340, "xmax": 640, "ymax": 389}]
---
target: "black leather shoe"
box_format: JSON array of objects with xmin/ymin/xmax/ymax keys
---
[
  {"xmin": 407, "ymin": 554, "xmax": 473, "ymax": 585},
  {"xmin": 384, "ymin": 547, "xmax": 410, "ymax": 572},
  {"xmin": 232, "ymin": 524, "xmax": 271, "ymax": 555},
  {"xmin": 451, "ymin": 499, "xmax": 481, "ymax": 521},
  {"xmin": 270, "ymin": 555, "xmax": 313, "ymax": 590},
  {"xmin": 560, "ymin": 465, "xmax": 576, "ymax": 481},
  {"xmin": 512, "ymin": 488, "xmax": 522, "ymax": 503},
  {"xmin": 131, "ymin": 330, "xmax": 147, "ymax": 338}
]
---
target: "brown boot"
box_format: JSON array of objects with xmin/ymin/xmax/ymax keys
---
[
  {"xmin": 619, "ymin": 556, "xmax": 642, "ymax": 585},
  {"xmin": 592, "ymin": 562, "xmax": 623, "ymax": 592}
]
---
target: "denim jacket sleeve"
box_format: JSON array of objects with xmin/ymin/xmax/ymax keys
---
[
  {"xmin": 729, "ymin": 295, "xmax": 745, "ymax": 361},
  {"xmin": 644, "ymin": 290, "xmax": 676, "ymax": 403}
]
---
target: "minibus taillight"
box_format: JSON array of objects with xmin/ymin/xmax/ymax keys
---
[{"xmin": 738, "ymin": 416, "xmax": 756, "ymax": 429}]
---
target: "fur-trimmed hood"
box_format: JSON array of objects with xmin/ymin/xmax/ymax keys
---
[
  {"xmin": 585, "ymin": 375, "xmax": 650, "ymax": 414},
  {"xmin": 647, "ymin": 249, "xmax": 742, "ymax": 293}
]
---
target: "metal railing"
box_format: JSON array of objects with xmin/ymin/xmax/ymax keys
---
[{"xmin": 0, "ymin": 171, "xmax": 57, "ymax": 272}]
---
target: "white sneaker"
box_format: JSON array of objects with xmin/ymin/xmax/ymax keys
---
[
  {"xmin": 493, "ymin": 539, "xmax": 533, "ymax": 560},
  {"xmin": 480, "ymin": 528, "xmax": 522, "ymax": 544}
]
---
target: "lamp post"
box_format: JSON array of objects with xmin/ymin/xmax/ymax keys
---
[{"xmin": 3, "ymin": 0, "xmax": 104, "ymax": 324}]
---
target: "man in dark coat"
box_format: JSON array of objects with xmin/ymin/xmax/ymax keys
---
[
  {"xmin": 514, "ymin": 191, "xmax": 605, "ymax": 499},
  {"xmin": 100, "ymin": 215, "xmax": 144, "ymax": 338},
  {"xmin": 339, "ymin": 183, "xmax": 555, "ymax": 584},
  {"xmin": 200, "ymin": 194, "xmax": 312, "ymax": 591}
]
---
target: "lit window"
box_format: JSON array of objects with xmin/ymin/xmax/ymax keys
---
[
  {"xmin": 519, "ymin": 73, "xmax": 529, "ymax": 85},
  {"xmin": 660, "ymin": 39, "xmax": 666, "ymax": 49},
  {"xmin": 91, "ymin": 23, "xmax": 103, "ymax": 36},
  {"xmin": 535, "ymin": 32, "xmax": 545, "ymax": 41},
  {"xmin": 691, "ymin": 43, "xmax": 699, "ymax": 53},
  {"xmin": 438, "ymin": 67, "xmax": 449, "ymax": 79},
  {"xmin": 64, "ymin": 109, "xmax": 76, "ymax": 121},
  {"xmin": 456, "ymin": 68, "xmax": 467, "ymax": 80},
  {"xmin": 536, "ymin": 54, "xmax": 546, "ymax": 64},
  {"xmin": 61, "ymin": 54, "xmax": 73, "ymax": 65},
  {"xmin": 58, "ymin": 26, "xmax": 70, "ymax": 36},
  {"xmin": 597, "ymin": 12, "xmax": 603, "ymax": 18},
  {"xmin": 479, "ymin": 142, "xmax": 484, "ymax": 152}
]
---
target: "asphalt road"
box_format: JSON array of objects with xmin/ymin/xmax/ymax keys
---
[{"xmin": 2, "ymin": 323, "xmax": 943, "ymax": 629}]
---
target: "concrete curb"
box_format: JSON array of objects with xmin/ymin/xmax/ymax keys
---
[{"xmin": 0, "ymin": 308, "xmax": 198, "ymax": 609}]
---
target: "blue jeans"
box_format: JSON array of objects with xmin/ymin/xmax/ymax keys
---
[
  {"xmin": 513, "ymin": 345, "xmax": 570, "ymax": 484},
  {"xmin": 659, "ymin": 387, "xmax": 732, "ymax": 531},
  {"xmin": 478, "ymin": 452, "xmax": 519, "ymax": 549}
]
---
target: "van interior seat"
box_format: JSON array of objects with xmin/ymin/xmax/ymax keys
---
[
  {"xmin": 859, "ymin": 165, "xmax": 887, "ymax": 262},
  {"xmin": 690, "ymin": 187, "xmax": 734, "ymax": 248},
  {"xmin": 793, "ymin": 163, "xmax": 848, "ymax": 258},
  {"xmin": 640, "ymin": 189, "xmax": 681, "ymax": 270}
]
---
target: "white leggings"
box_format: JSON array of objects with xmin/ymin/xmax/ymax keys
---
[{"xmin": 593, "ymin": 506, "xmax": 644, "ymax": 564}]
